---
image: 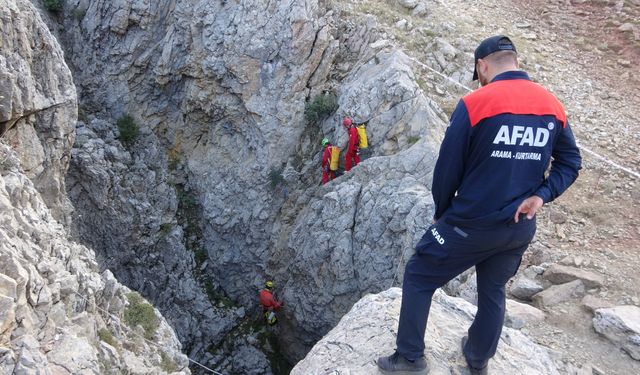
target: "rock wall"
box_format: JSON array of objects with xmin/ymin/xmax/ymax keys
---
[
  {"xmin": 54, "ymin": 0, "xmax": 343, "ymax": 369},
  {"xmin": 0, "ymin": 141, "xmax": 189, "ymax": 373},
  {"xmin": 48, "ymin": 0, "xmax": 451, "ymax": 366},
  {"xmin": 0, "ymin": 0, "xmax": 190, "ymax": 373},
  {"xmin": 272, "ymin": 48, "xmax": 447, "ymax": 358},
  {"xmin": 0, "ymin": 0, "xmax": 76, "ymax": 225}
]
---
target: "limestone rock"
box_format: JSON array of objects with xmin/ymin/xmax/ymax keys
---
[
  {"xmin": 0, "ymin": 141, "xmax": 190, "ymax": 373},
  {"xmin": 0, "ymin": 0, "xmax": 76, "ymax": 224},
  {"xmin": 0, "ymin": 274, "xmax": 17, "ymax": 301},
  {"xmin": 412, "ymin": 3, "xmax": 429, "ymax": 17},
  {"xmin": 281, "ymin": 80, "xmax": 444, "ymax": 356},
  {"xmin": 291, "ymin": 288, "xmax": 559, "ymax": 374},
  {"xmin": 619, "ymin": 23, "xmax": 635, "ymax": 32},
  {"xmin": 0, "ymin": 295, "xmax": 16, "ymax": 341},
  {"xmin": 543, "ymin": 264, "xmax": 604, "ymax": 288},
  {"xmin": 60, "ymin": 1, "xmax": 340, "ymax": 368},
  {"xmin": 581, "ymin": 295, "xmax": 613, "ymax": 314},
  {"xmin": 505, "ymin": 299, "xmax": 546, "ymax": 329},
  {"xmin": 593, "ymin": 306, "xmax": 640, "ymax": 360},
  {"xmin": 532, "ymin": 280, "xmax": 586, "ymax": 309},
  {"xmin": 510, "ymin": 275, "xmax": 544, "ymax": 301},
  {"xmin": 443, "ymin": 268, "xmax": 477, "ymax": 304},
  {"xmin": 398, "ymin": 0, "xmax": 420, "ymax": 9},
  {"xmin": 47, "ymin": 334, "xmax": 99, "ymax": 374}
]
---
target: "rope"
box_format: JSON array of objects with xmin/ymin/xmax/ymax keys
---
[
  {"xmin": 73, "ymin": 291, "xmax": 224, "ymax": 375},
  {"xmin": 407, "ymin": 56, "xmax": 640, "ymax": 180},
  {"xmin": 576, "ymin": 142, "xmax": 640, "ymax": 179},
  {"xmin": 389, "ymin": 250, "xmax": 404, "ymax": 289}
]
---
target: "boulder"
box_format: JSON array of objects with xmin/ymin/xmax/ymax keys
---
[
  {"xmin": 47, "ymin": 334, "xmax": 99, "ymax": 375},
  {"xmin": 0, "ymin": 295, "xmax": 16, "ymax": 340},
  {"xmin": 0, "ymin": 274, "xmax": 17, "ymax": 301},
  {"xmin": 291, "ymin": 288, "xmax": 559, "ymax": 374},
  {"xmin": 543, "ymin": 264, "xmax": 604, "ymax": 288},
  {"xmin": 593, "ymin": 306, "xmax": 640, "ymax": 360},
  {"xmin": 619, "ymin": 23, "xmax": 635, "ymax": 32},
  {"xmin": 398, "ymin": 0, "xmax": 420, "ymax": 9},
  {"xmin": 581, "ymin": 295, "xmax": 612, "ymax": 313},
  {"xmin": 505, "ymin": 299, "xmax": 546, "ymax": 329},
  {"xmin": 532, "ymin": 280, "xmax": 586, "ymax": 309},
  {"xmin": 510, "ymin": 275, "xmax": 544, "ymax": 300}
]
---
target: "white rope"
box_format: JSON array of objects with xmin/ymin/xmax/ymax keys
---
[
  {"xmin": 73, "ymin": 291, "xmax": 223, "ymax": 375},
  {"xmin": 389, "ymin": 249, "xmax": 405, "ymax": 289},
  {"xmin": 576, "ymin": 142, "xmax": 640, "ymax": 179},
  {"xmin": 407, "ymin": 56, "xmax": 640, "ymax": 180},
  {"xmin": 408, "ymin": 56, "xmax": 474, "ymax": 93}
]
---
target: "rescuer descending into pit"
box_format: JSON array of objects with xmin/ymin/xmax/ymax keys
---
[{"xmin": 259, "ymin": 281, "xmax": 283, "ymax": 325}]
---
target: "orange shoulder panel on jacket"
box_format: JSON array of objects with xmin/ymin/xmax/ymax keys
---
[{"xmin": 462, "ymin": 79, "xmax": 566, "ymax": 127}]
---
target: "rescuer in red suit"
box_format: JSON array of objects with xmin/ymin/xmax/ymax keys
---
[
  {"xmin": 321, "ymin": 138, "xmax": 335, "ymax": 184},
  {"xmin": 342, "ymin": 117, "xmax": 359, "ymax": 171}
]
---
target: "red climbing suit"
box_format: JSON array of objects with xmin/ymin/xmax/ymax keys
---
[
  {"xmin": 344, "ymin": 126, "xmax": 360, "ymax": 171},
  {"xmin": 259, "ymin": 289, "xmax": 282, "ymax": 312},
  {"xmin": 322, "ymin": 145, "xmax": 335, "ymax": 184}
]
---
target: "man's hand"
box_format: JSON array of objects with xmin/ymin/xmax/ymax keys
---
[{"xmin": 514, "ymin": 196, "xmax": 544, "ymax": 223}]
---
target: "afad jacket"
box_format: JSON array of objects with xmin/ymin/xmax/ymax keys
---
[{"xmin": 432, "ymin": 71, "xmax": 582, "ymax": 228}]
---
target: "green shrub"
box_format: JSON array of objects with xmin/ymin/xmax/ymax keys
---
[
  {"xmin": 408, "ymin": 136, "xmax": 420, "ymax": 145},
  {"xmin": 116, "ymin": 114, "xmax": 140, "ymax": 147},
  {"xmin": 167, "ymin": 146, "xmax": 181, "ymax": 170},
  {"xmin": 159, "ymin": 223, "xmax": 172, "ymax": 235},
  {"xmin": 160, "ymin": 352, "xmax": 179, "ymax": 373},
  {"xmin": 194, "ymin": 247, "xmax": 207, "ymax": 265},
  {"xmin": 43, "ymin": 0, "xmax": 62, "ymax": 11},
  {"xmin": 73, "ymin": 7, "xmax": 86, "ymax": 21},
  {"xmin": 98, "ymin": 328, "xmax": 117, "ymax": 347},
  {"xmin": 304, "ymin": 93, "xmax": 338, "ymax": 124},
  {"xmin": 268, "ymin": 167, "xmax": 284, "ymax": 189},
  {"xmin": 124, "ymin": 293, "xmax": 159, "ymax": 339},
  {"xmin": 204, "ymin": 280, "xmax": 235, "ymax": 308}
]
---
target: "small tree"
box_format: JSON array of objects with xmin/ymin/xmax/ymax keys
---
[
  {"xmin": 304, "ymin": 93, "xmax": 338, "ymax": 124},
  {"xmin": 124, "ymin": 293, "xmax": 159, "ymax": 339},
  {"xmin": 117, "ymin": 114, "xmax": 140, "ymax": 148},
  {"xmin": 43, "ymin": 0, "xmax": 63, "ymax": 11},
  {"xmin": 268, "ymin": 167, "xmax": 285, "ymax": 189}
]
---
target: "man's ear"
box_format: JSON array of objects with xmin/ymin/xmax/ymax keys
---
[{"xmin": 477, "ymin": 58, "xmax": 487, "ymax": 76}]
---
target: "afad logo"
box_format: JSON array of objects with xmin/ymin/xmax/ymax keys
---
[
  {"xmin": 431, "ymin": 228, "xmax": 445, "ymax": 245},
  {"xmin": 493, "ymin": 122, "xmax": 555, "ymax": 147}
]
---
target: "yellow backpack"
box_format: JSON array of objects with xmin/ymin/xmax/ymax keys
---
[
  {"xmin": 357, "ymin": 124, "xmax": 368, "ymax": 149},
  {"xmin": 329, "ymin": 146, "xmax": 340, "ymax": 171},
  {"xmin": 264, "ymin": 311, "xmax": 277, "ymax": 325}
]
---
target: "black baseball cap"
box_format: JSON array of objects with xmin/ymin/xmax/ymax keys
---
[{"xmin": 472, "ymin": 35, "xmax": 517, "ymax": 80}]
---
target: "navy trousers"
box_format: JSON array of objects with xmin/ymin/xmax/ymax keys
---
[{"xmin": 396, "ymin": 217, "xmax": 536, "ymax": 368}]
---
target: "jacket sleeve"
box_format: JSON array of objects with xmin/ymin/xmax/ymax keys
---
[
  {"xmin": 432, "ymin": 100, "xmax": 471, "ymax": 220},
  {"xmin": 322, "ymin": 148, "xmax": 329, "ymax": 168},
  {"xmin": 272, "ymin": 298, "xmax": 282, "ymax": 310},
  {"xmin": 533, "ymin": 121, "xmax": 582, "ymax": 203}
]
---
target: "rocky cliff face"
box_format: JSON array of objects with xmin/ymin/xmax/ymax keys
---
[
  {"xmin": 0, "ymin": 0, "xmax": 189, "ymax": 373},
  {"xmin": 57, "ymin": 0, "xmax": 341, "ymax": 367},
  {"xmin": 40, "ymin": 0, "xmax": 452, "ymax": 369},
  {"xmin": 273, "ymin": 48, "xmax": 448, "ymax": 358},
  {"xmin": 0, "ymin": 144, "xmax": 189, "ymax": 374},
  {"xmin": 0, "ymin": 145, "xmax": 189, "ymax": 374},
  {"xmin": 0, "ymin": 0, "xmax": 76, "ymax": 225}
]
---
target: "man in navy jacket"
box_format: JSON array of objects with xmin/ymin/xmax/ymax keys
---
[{"xmin": 377, "ymin": 35, "xmax": 582, "ymax": 374}]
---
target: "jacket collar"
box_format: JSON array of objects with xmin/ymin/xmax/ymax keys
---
[{"xmin": 491, "ymin": 70, "xmax": 530, "ymax": 83}]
